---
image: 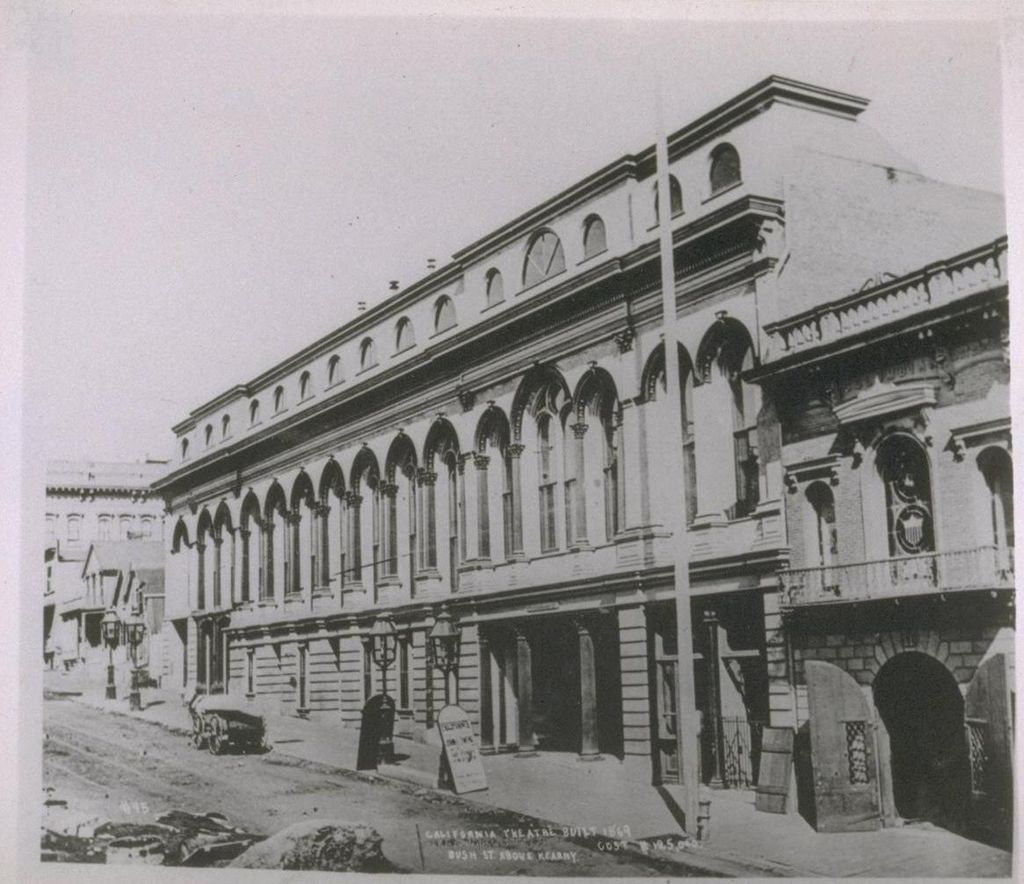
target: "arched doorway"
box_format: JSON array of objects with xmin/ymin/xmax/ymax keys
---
[{"xmin": 873, "ymin": 652, "xmax": 970, "ymax": 829}]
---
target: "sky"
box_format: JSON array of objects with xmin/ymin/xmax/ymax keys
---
[{"xmin": 20, "ymin": 2, "xmax": 1010, "ymax": 465}]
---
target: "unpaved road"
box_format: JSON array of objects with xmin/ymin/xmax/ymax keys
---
[{"xmin": 43, "ymin": 696, "xmax": 718, "ymax": 876}]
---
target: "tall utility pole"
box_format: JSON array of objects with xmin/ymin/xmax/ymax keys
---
[{"xmin": 654, "ymin": 78, "xmax": 701, "ymax": 833}]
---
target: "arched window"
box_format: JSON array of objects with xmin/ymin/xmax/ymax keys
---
[
  {"xmin": 729, "ymin": 347, "xmax": 759, "ymax": 518},
  {"xmin": 221, "ymin": 414, "xmax": 231, "ymax": 439},
  {"xmin": 327, "ymin": 354, "xmax": 341, "ymax": 385},
  {"xmin": 582, "ymin": 215, "xmax": 607, "ymax": 259},
  {"xmin": 204, "ymin": 424, "xmax": 213, "ymax": 448},
  {"xmin": 978, "ymin": 447, "xmax": 1013, "ymax": 551},
  {"xmin": 181, "ymin": 438, "xmax": 190, "ymax": 461},
  {"xmin": 710, "ymin": 143, "xmax": 741, "ymax": 193},
  {"xmin": 537, "ymin": 414, "xmax": 557, "ymax": 552},
  {"xmin": 485, "ymin": 269, "xmax": 504, "ymax": 307},
  {"xmin": 653, "ymin": 175, "xmax": 683, "ymax": 224},
  {"xmin": 273, "ymin": 386, "xmax": 285, "ymax": 413},
  {"xmin": 877, "ymin": 435, "xmax": 934, "ymax": 556},
  {"xmin": 522, "ymin": 230, "xmax": 566, "ymax": 287},
  {"xmin": 249, "ymin": 400, "xmax": 260, "ymax": 426},
  {"xmin": 359, "ymin": 338, "xmax": 377, "ymax": 371},
  {"xmin": 395, "ymin": 317, "xmax": 415, "ymax": 352},
  {"xmin": 433, "ymin": 296, "xmax": 456, "ymax": 333},
  {"xmin": 98, "ymin": 515, "xmax": 113, "ymax": 541},
  {"xmin": 299, "ymin": 371, "xmax": 311, "ymax": 400},
  {"xmin": 119, "ymin": 515, "xmax": 133, "ymax": 541},
  {"xmin": 806, "ymin": 482, "xmax": 838, "ymax": 568}
]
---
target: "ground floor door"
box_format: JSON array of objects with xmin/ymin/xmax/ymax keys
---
[
  {"xmin": 805, "ymin": 659, "xmax": 881, "ymax": 832},
  {"xmin": 197, "ymin": 618, "xmax": 228, "ymax": 695},
  {"xmin": 964, "ymin": 653, "xmax": 1013, "ymax": 842},
  {"xmin": 873, "ymin": 651, "xmax": 970, "ymax": 831}
]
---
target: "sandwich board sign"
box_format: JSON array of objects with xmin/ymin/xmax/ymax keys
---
[{"xmin": 436, "ymin": 705, "xmax": 488, "ymax": 794}]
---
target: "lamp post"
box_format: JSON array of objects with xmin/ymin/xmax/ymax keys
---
[
  {"xmin": 101, "ymin": 609, "xmax": 119, "ymax": 701},
  {"xmin": 369, "ymin": 614, "xmax": 398, "ymax": 696},
  {"xmin": 427, "ymin": 610, "xmax": 461, "ymax": 706},
  {"xmin": 368, "ymin": 614, "xmax": 398, "ymax": 766},
  {"xmin": 125, "ymin": 613, "xmax": 146, "ymax": 711}
]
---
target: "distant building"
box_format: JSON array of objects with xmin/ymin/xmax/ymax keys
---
[
  {"xmin": 45, "ymin": 460, "xmax": 167, "ymax": 670},
  {"xmin": 152, "ymin": 76, "xmax": 1010, "ymax": 836}
]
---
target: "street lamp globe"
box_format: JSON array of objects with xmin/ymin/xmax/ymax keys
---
[
  {"xmin": 101, "ymin": 609, "xmax": 120, "ymax": 646},
  {"xmin": 427, "ymin": 610, "xmax": 461, "ymax": 676},
  {"xmin": 125, "ymin": 613, "xmax": 146, "ymax": 649},
  {"xmin": 368, "ymin": 614, "xmax": 398, "ymax": 670}
]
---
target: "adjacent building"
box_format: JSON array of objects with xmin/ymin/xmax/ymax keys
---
[
  {"xmin": 151, "ymin": 76, "xmax": 1011, "ymax": 833},
  {"xmin": 45, "ymin": 460, "xmax": 168, "ymax": 671}
]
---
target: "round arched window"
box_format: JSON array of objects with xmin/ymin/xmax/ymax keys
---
[
  {"xmin": 710, "ymin": 144, "xmax": 741, "ymax": 193},
  {"xmin": 523, "ymin": 230, "xmax": 566, "ymax": 287}
]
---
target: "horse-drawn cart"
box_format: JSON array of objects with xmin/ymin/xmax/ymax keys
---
[{"xmin": 188, "ymin": 694, "xmax": 268, "ymax": 755}]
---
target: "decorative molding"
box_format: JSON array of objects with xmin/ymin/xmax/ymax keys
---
[
  {"xmin": 832, "ymin": 381, "xmax": 937, "ymax": 426},
  {"xmin": 947, "ymin": 417, "xmax": 1012, "ymax": 462},
  {"xmin": 455, "ymin": 384, "xmax": 476, "ymax": 412},
  {"xmin": 613, "ymin": 325, "xmax": 635, "ymax": 353},
  {"xmin": 783, "ymin": 454, "xmax": 841, "ymax": 493}
]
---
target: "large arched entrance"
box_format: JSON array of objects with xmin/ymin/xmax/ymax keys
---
[{"xmin": 873, "ymin": 652, "xmax": 970, "ymax": 829}]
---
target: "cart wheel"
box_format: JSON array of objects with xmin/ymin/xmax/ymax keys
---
[
  {"xmin": 209, "ymin": 734, "xmax": 223, "ymax": 755},
  {"xmin": 191, "ymin": 729, "xmax": 205, "ymax": 749}
]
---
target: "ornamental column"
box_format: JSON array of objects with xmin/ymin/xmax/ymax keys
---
[
  {"xmin": 570, "ymin": 422, "xmax": 589, "ymax": 546},
  {"xmin": 514, "ymin": 626, "xmax": 536, "ymax": 755},
  {"xmin": 479, "ymin": 632, "xmax": 494, "ymax": 754},
  {"xmin": 507, "ymin": 444, "xmax": 525, "ymax": 557},
  {"xmin": 239, "ymin": 528, "xmax": 251, "ymax": 603},
  {"xmin": 315, "ymin": 502, "xmax": 331, "ymax": 591},
  {"xmin": 474, "ymin": 454, "xmax": 491, "ymax": 560},
  {"xmin": 345, "ymin": 491, "xmax": 362, "ymax": 588},
  {"xmin": 703, "ymin": 607, "xmax": 725, "ymax": 788},
  {"xmin": 576, "ymin": 618, "xmax": 601, "ymax": 760}
]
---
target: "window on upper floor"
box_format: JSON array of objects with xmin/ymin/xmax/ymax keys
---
[
  {"xmin": 222, "ymin": 414, "xmax": 231, "ymax": 438},
  {"xmin": 141, "ymin": 516, "xmax": 154, "ymax": 540},
  {"xmin": 204, "ymin": 424, "xmax": 213, "ymax": 448},
  {"xmin": 877, "ymin": 435, "xmax": 934, "ymax": 557},
  {"xmin": 359, "ymin": 338, "xmax": 377, "ymax": 371},
  {"xmin": 181, "ymin": 438, "xmax": 190, "ymax": 461},
  {"xmin": 805, "ymin": 482, "xmax": 838, "ymax": 569},
  {"xmin": 485, "ymin": 269, "xmax": 504, "ymax": 307},
  {"xmin": 522, "ymin": 230, "xmax": 565, "ymax": 287},
  {"xmin": 395, "ymin": 317, "xmax": 415, "ymax": 352},
  {"xmin": 582, "ymin": 215, "xmax": 607, "ymax": 259},
  {"xmin": 652, "ymin": 175, "xmax": 683, "ymax": 224},
  {"xmin": 249, "ymin": 399, "xmax": 260, "ymax": 425},
  {"xmin": 45, "ymin": 515, "xmax": 55, "ymax": 547},
  {"xmin": 119, "ymin": 516, "xmax": 133, "ymax": 541},
  {"xmin": 978, "ymin": 447, "xmax": 1014, "ymax": 552},
  {"xmin": 433, "ymin": 296, "xmax": 456, "ymax": 333},
  {"xmin": 98, "ymin": 515, "xmax": 113, "ymax": 541},
  {"xmin": 710, "ymin": 143, "xmax": 741, "ymax": 193},
  {"xmin": 273, "ymin": 385, "xmax": 285, "ymax": 413},
  {"xmin": 67, "ymin": 514, "xmax": 82, "ymax": 543},
  {"xmin": 299, "ymin": 371, "xmax": 311, "ymax": 400},
  {"xmin": 328, "ymin": 354, "xmax": 341, "ymax": 385}
]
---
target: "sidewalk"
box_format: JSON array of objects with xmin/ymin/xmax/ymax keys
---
[{"xmin": 46, "ymin": 672, "xmax": 1013, "ymax": 879}]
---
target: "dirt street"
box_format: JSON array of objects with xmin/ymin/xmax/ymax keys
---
[{"xmin": 43, "ymin": 695, "xmax": 717, "ymax": 875}]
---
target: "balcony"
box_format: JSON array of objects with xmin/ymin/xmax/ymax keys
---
[
  {"xmin": 779, "ymin": 545, "xmax": 1014, "ymax": 608},
  {"xmin": 764, "ymin": 237, "xmax": 1007, "ymax": 362}
]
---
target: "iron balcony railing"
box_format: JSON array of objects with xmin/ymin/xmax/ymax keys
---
[{"xmin": 779, "ymin": 545, "xmax": 1015, "ymax": 608}]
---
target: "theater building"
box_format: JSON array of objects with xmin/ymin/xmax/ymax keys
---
[{"xmin": 152, "ymin": 76, "xmax": 1009, "ymax": 791}]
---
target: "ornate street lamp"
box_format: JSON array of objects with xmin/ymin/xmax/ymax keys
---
[
  {"xmin": 368, "ymin": 614, "xmax": 398, "ymax": 696},
  {"xmin": 427, "ymin": 610, "xmax": 461, "ymax": 706},
  {"xmin": 125, "ymin": 613, "xmax": 146, "ymax": 711},
  {"xmin": 101, "ymin": 609, "xmax": 119, "ymax": 701}
]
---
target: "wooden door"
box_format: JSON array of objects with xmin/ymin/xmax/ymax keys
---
[
  {"xmin": 964, "ymin": 653, "xmax": 1013, "ymax": 834},
  {"xmin": 805, "ymin": 660, "xmax": 881, "ymax": 832}
]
